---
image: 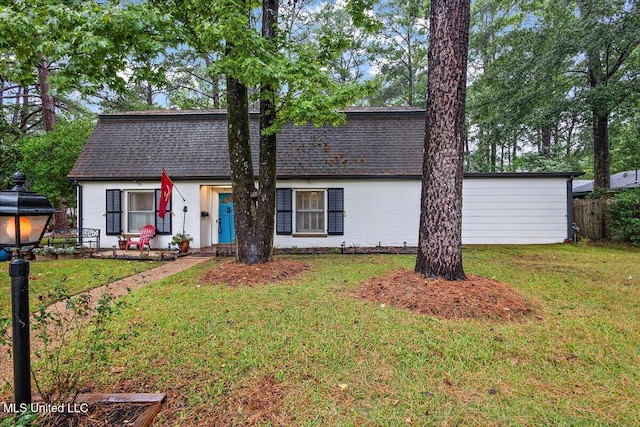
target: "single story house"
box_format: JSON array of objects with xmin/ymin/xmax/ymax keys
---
[{"xmin": 69, "ymin": 108, "xmax": 582, "ymax": 250}]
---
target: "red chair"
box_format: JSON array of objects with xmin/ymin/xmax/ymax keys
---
[{"xmin": 125, "ymin": 224, "xmax": 156, "ymax": 252}]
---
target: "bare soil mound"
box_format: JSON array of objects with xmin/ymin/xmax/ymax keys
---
[
  {"xmin": 358, "ymin": 269, "xmax": 534, "ymax": 320},
  {"xmin": 201, "ymin": 259, "xmax": 308, "ymax": 287}
]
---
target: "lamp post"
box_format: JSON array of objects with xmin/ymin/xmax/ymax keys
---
[{"xmin": 0, "ymin": 172, "xmax": 54, "ymax": 409}]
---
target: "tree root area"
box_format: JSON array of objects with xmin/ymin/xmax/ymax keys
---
[
  {"xmin": 358, "ymin": 269, "xmax": 535, "ymax": 320},
  {"xmin": 201, "ymin": 259, "xmax": 309, "ymax": 287}
]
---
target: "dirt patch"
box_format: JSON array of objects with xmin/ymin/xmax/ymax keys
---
[
  {"xmin": 358, "ymin": 269, "xmax": 535, "ymax": 320},
  {"xmin": 211, "ymin": 375, "xmax": 290, "ymax": 426},
  {"xmin": 201, "ymin": 259, "xmax": 308, "ymax": 287}
]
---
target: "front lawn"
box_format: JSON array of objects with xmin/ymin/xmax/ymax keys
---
[
  {"xmin": 84, "ymin": 244, "xmax": 640, "ymax": 426},
  {"xmin": 0, "ymin": 258, "xmax": 162, "ymax": 318},
  {"xmin": 5, "ymin": 244, "xmax": 640, "ymax": 425}
]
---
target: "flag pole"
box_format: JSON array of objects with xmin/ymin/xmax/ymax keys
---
[
  {"xmin": 172, "ymin": 180, "xmax": 187, "ymax": 234},
  {"xmin": 162, "ymin": 169, "xmax": 187, "ymax": 234}
]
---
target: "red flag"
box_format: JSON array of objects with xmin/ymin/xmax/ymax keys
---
[{"xmin": 159, "ymin": 170, "xmax": 173, "ymax": 219}]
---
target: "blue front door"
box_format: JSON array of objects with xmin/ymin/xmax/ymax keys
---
[{"xmin": 218, "ymin": 193, "xmax": 235, "ymax": 244}]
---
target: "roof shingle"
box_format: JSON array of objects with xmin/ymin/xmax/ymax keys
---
[{"xmin": 69, "ymin": 108, "xmax": 426, "ymax": 180}]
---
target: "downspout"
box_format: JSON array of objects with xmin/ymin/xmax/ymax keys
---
[
  {"xmin": 566, "ymin": 177, "xmax": 575, "ymax": 242},
  {"xmin": 75, "ymin": 180, "xmax": 83, "ymax": 244}
]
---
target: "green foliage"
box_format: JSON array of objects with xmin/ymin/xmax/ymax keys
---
[
  {"xmin": 0, "ymin": 0, "xmax": 173, "ymax": 95},
  {"xmin": 30, "ymin": 284, "xmax": 129, "ymax": 405},
  {"xmin": 606, "ymin": 189, "xmax": 640, "ymax": 245},
  {"xmin": 0, "ymin": 411, "xmax": 38, "ymax": 427},
  {"xmin": 17, "ymin": 119, "xmax": 94, "ymax": 207},
  {"xmin": 366, "ymin": 0, "xmax": 429, "ymax": 107},
  {"xmin": 171, "ymin": 233, "xmax": 193, "ymax": 244},
  {"xmin": 466, "ymin": 0, "xmax": 640, "ymax": 175}
]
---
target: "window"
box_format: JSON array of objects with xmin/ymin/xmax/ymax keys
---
[
  {"xmin": 105, "ymin": 189, "xmax": 172, "ymax": 235},
  {"xmin": 296, "ymin": 190, "xmax": 325, "ymax": 233},
  {"xmin": 127, "ymin": 192, "xmax": 155, "ymax": 233},
  {"xmin": 276, "ymin": 188, "xmax": 344, "ymax": 236}
]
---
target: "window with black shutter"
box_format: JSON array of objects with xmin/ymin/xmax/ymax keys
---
[
  {"xmin": 155, "ymin": 189, "xmax": 172, "ymax": 235},
  {"xmin": 105, "ymin": 189, "xmax": 122, "ymax": 235},
  {"xmin": 327, "ymin": 188, "xmax": 344, "ymax": 235},
  {"xmin": 276, "ymin": 188, "xmax": 292, "ymax": 235}
]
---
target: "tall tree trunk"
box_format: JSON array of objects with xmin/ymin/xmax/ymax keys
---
[
  {"xmin": 204, "ymin": 56, "xmax": 221, "ymax": 109},
  {"xmin": 227, "ymin": 75, "xmax": 258, "ymax": 264},
  {"xmin": 226, "ymin": 0, "xmax": 279, "ymax": 265},
  {"xmin": 593, "ymin": 110, "xmax": 610, "ymax": 191},
  {"xmin": 490, "ymin": 137, "xmax": 497, "ymax": 172},
  {"xmin": 415, "ymin": 0, "xmax": 470, "ymax": 280},
  {"xmin": 37, "ymin": 60, "xmax": 56, "ymax": 132},
  {"xmin": 541, "ymin": 126, "xmax": 552, "ymax": 157},
  {"xmin": 146, "ymin": 83, "xmax": 153, "ymax": 106},
  {"xmin": 256, "ymin": 0, "xmax": 279, "ymax": 263}
]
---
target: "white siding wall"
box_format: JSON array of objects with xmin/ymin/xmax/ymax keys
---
[
  {"xmin": 79, "ymin": 176, "xmax": 570, "ymax": 249},
  {"xmin": 274, "ymin": 180, "xmax": 420, "ymax": 249},
  {"xmin": 79, "ymin": 181, "xmax": 204, "ymax": 250},
  {"xmin": 462, "ymin": 178, "xmax": 569, "ymax": 244}
]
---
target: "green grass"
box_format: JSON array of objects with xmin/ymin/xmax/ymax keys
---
[
  {"xmin": 79, "ymin": 244, "xmax": 640, "ymax": 426},
  {"xmin": 0, "ymin": 258, "xmax": 162, "ymax": 317},
  {"xmin": 6, "ymin": 245, "xmax": 640, "ymax": 425}
]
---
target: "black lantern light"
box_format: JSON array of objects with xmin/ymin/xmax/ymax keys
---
[{"xmin": 0, "ymin": 171, "xmax": 54, "ymax": 409}]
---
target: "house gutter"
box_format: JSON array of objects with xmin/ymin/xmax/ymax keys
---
[
  {"xmin": 567, "ymin": 178, "xmax": 575, "ymax": 242},
  {"xmin": 74, "ymin": 180, "xmax": 83, "ymax": 237}
]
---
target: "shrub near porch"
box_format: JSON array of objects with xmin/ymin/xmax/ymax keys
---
[{"xmin": 47, "ymin": 246, "xmax": 640, "ymax": 425}]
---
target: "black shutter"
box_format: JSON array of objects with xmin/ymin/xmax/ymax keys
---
[
  {"xmin": 106, "ymin": 189, "xmax": 122, "ymax": 235},
  {"xmin": 155, "ymin": 189, "xmax": 172, "ymax": 235},
  {"xmin": 276, "ymin": 188, "xmax": 292, "ymax": 235},
  {"xmin": 327, "ymin": 188, "xmax": 344, "ymax": 235}
]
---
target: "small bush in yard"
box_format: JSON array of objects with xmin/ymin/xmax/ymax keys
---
[{"xmin": 606, "ymin": 188, "xmax": 640, "ymax": 245}]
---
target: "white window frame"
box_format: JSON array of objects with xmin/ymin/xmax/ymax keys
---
[
  {"xmin": 125, "ymin": 190, "xmax": 155, "ymax": 234},
  {"xmin": 293, "ymin": 189, "xmax": 327, "ymax": 235}
]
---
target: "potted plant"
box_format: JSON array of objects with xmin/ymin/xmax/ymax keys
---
[
  {"xmin": 117, "ymin": 235, "xmax": 127, "ymax": 250},
  {"xmin": 171, "ymin": 233, "xmax": 193, "ymax": 254}
]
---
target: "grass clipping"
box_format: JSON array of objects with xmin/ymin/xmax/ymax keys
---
[{"xmin": 358, "ymin": 269, "xmax": 533, "ymax": 320}]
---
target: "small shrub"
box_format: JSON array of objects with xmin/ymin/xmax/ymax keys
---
[
  {"xmin": 30, "ymin": 284, "xmax": 129, "ymax": 405},
  {"xmin": 606, "ymin": 188, "xmax": 640, "ymax": 245}
]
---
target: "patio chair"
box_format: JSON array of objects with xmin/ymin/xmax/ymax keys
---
[{"xmin": 125, "ymin": 224, "xmax": 156, "ymax": 252}]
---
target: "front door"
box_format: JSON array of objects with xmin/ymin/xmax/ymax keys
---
[{"xmin": 218, "ymin": 193, "xmax": 235, "ymax": 244}]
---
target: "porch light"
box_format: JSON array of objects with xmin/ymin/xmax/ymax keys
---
[{"xmin": 0, "ymin": 171, "xmax": 55, "ymax": 409}]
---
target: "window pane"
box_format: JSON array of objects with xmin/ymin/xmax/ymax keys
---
[
  {"xmin": 295, "ymin": 191, "xmax": 325, "ymax": 233},
  {"xmin": 128, "ymin": 212, "xmax": 155, "ymax": 233},
  {"xmin": 128, "ymin": 192, "xmax": 155, "ymax": 233},
  {"xmin": 129, "ymin": 192, "xmax": 154, "ymax": 211}
]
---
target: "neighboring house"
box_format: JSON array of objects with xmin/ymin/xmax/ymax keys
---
[
  {"xmin": 572, "ymin": 170, "xmax": 640, "ymax": 197},
  {"xmin": 69, "ymin": 108, "xmax": 582, "ymax": 250}
]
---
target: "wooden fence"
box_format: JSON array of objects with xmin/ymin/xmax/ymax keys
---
[{"xmin": 573, "ymin": 198, "xmax": 610, "ymax": 241}]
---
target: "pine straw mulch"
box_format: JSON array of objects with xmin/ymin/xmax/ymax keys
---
[
  {"xmin": 200, "ymin": 258, "xmax": 309, "ymax": 287},
  {"xmin": 35, "ymin": 402, "xmax": 153, "ymax": 427},
  {"xmin": 144, "ymin": 375, "xmax": 291, "ymax": 427},
  {"xmin": 358, "ymin": 269, "xmax": 536, "ymax": 321}
]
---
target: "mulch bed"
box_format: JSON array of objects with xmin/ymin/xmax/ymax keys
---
[
  {"xmin": 37, "ymin": 402, "xmax": 153, "ymax": 427},
  {"xmin": 200, "ymin": 259, "xmax": 309, "ymax": 287},
  {"xmin": 358, "ymin": 269, "xmax": 535, "ymax": 320}
]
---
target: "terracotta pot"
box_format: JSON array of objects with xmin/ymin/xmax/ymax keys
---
[{"xmin": 180, "ymin": 240, "xmax": 190, "ymax": 253}]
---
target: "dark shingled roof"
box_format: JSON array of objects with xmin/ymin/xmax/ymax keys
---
[{"xmin": 69, "ymin": 108, "xmax": 426, "ymax": 181}]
